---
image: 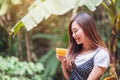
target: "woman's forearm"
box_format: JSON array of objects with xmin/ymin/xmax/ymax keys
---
[
  {"xmin": 56, "ymin": 56, "xmax": 69, "ymax": 80},
  {"xmin": 87, "ymin": 66, "xmax": 106, "ymax": 80},
  {"xmin": 62, "ymin": 63, "xmax": 70, "ymax": 80}
]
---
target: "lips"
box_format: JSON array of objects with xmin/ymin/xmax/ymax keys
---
[
  {"xmin": 75, "ymin": 38, "xmax": 79, "ymax": 42},
  {"xmin": 75, "ymin": 39, "xmax": 78, "ymax": 41}
]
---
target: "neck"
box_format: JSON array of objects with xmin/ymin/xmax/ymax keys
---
[{"xmin": 83, "ymin": 42, "xmax": 91, "ymax": 51}]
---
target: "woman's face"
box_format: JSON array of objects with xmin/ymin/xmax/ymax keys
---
[{"xmin": 71, "ymin": 21, "xmax": 86, "ymax": 45}]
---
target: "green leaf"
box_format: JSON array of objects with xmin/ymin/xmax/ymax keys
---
[
  {"xmin": 10, "ymin": 21, "xmax": 24, "ymax": 37},
  {"xmin": 42, "ymin": 54, "xmax": 59, "ymax": 77},
  {"xmin": 79, "ymin": 0, "xmax": 103, "ymax": 11},
  {"xmin": 11, "ymin": 0, "xmax": 103, "ymax": 35},
  {"xmin": 0, "ymin": 0, "xmax": 8, "ymax": 16},
  {"xmin": 35, "ymin": 63, "xmax": 44, "ymax": 73},
  {"xmin": 32, "ymin": 33, "xmax": 61, "ymax": 41},
  {"xmin": 116, "ymin": 0, "xmax": 120, "ymax": 13},
  {"xmin": 39, "ymin": 50, "xmax": 59, "ymax": 78},
  {"xmin": 0, "ymin": 56, "xmax": 44, "ymax": 79},
  {"xmin": 26, "ymin": 67, "xmax": 33, "ymax": 75},
  {"xmin": 72, "ymin": 0, "xmax": 80, "ymax": 14},
  {"xmin": 42, "ymin": 0, "xmax": 74, "ymax": 15},
  {"xmin": 101, "ymin": 2, "xmax": 111, "ymax": 13},
  {"xmin": 102, "ymin": 2, "xmax": 115, "ymax": 25},
  {"xmin": 39, "ymin": 50, "xmax": 54, "ymax": 63},
  {"xmin": 0, "ymin": 0, "xmax": 4, "ymax": 4},
  {"xmin": 11, "ymin": 0, "xmax": 22, "ymax": 5},
  {"xmin": 49, "ymin": 54, "xmax": 59, "ymax": 76}
]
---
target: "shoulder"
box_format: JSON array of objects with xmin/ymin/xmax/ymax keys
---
[
  {"xmin": 94, "ymin": 47, "xmax": 110, "ymax": 68},
  {"xmin": 95, "ymin": 47, "xmax": 109, "ymax": 57}
]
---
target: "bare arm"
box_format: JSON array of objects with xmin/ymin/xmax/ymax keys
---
[
  {"xmin": 57, "ymin": 56, "xmax": 70, "ymax": 80},
  {"xmin": 87, "ymin": 66, "xmax": 106, "ymax": 80},
  {"xmin": 61, "ymin": 60, "xmax": 70, "ymax": 80}
]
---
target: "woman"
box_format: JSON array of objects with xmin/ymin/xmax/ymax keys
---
[{"xmin": 57, "ymin": 12, "xmax": 110, "ymax": 80}]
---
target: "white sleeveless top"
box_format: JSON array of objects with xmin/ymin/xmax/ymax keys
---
[{"xmin": 74, "ymin": 48, "xmax": 110, "ymax": 68}]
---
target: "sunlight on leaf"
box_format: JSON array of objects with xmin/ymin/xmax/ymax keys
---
[
  {"xmin": 10, "ymin": 21, "xmax": 24, "ymax": 37},
  {"xmin": 21, "ymin": 13, "xmax": 38, "ymax": 31},
  {"xmin": 43, "ymin": 0, "xmax": 75, "ymax": 15},
  {"xmin": 11, "ymin": 0, "xmax": 103, "ymax": 36},
  {"xmin": 79, "ymin": 0, "xmax": 103, "ymax": 11},
  {"xmin": 22, "ymin": 3, "xmax": 51, "ymax": 31},
  {"xmin": 0, "ymin": 0, "xmax": 8, "ymax": 16},
  {"xmin": 11, "ymin": 0, "xmax": 22, "ymax": 5}
]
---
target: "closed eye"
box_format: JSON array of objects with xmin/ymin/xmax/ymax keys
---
[
  {"xmin": 73, "ymin": 30, "xmax": 78, "ymax": 33},
  {"xmin": 74, "ymin": 30, "xmax": 78, "ymax": 33},
  {"xmin": 72, "ymin": 28, "xmax": 78, "ymax": 33}
]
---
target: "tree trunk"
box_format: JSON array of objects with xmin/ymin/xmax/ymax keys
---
[
  {"xmin": 108, "ymin": 17, "xmax": 119, "ymax": 78},
  {"xmin": 17, "ymin": 31, "xmax": 23, "ymax": 61},
  {"xmin": 25, "ymin": 31, "xmax": 31, "ymax": 62}
]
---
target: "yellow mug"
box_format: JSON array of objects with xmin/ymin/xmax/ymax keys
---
[{"xmin": 56, "ymin": 48, "xmax": 67, "ymax": 57}]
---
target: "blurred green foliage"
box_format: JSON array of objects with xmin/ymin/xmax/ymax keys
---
[
  {"xmin": 0, "ymin": 0, "xmax": 120, "ymax": 80},
  {"xmin": 0, "ymin": 56, "xmax": 44, "ymax": 80}
]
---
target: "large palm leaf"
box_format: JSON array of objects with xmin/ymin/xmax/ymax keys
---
[
  {"xmin": 10, "ymin": 0, "xmax": 103, "ymax": 36},
  {"xmin": 0, "ymin": 0, "xmax": 22, "ymax": 16}
]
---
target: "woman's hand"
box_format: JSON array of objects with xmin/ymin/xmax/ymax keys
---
[
  {"xmin": 56, "ymin": 55, "xmax": 66, "ymax": 64},
  {"xmin": 56, "ymin": 55, "xmax": 69, "ymax": 80}
]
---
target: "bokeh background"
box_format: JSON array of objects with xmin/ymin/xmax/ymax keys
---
[{"xmin": 0, "ymin": 0, "xmax": 120, "ymax": 80}]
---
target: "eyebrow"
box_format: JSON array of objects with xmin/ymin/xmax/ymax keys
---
[{"xmin": 71, "ymin": 28, "xmax": 77, "ymax": 31}]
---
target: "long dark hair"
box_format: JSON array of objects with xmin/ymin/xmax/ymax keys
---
[{"xmin": 66, "ymin": 12, "xmax": 107, "ymax": 71}]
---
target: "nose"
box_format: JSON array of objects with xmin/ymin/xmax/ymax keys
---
[{"xmin": 72, "ymin": 33, "xmax": 77, "ymax": 38}]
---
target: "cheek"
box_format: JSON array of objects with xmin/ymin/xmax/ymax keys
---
[
  {"xmin": 77, "ymin": 31, "xmax": 86, "ymax": 41},
  {"xmin": 76, "ymin": 30, "xmax": 84, "ymax": 37}
]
